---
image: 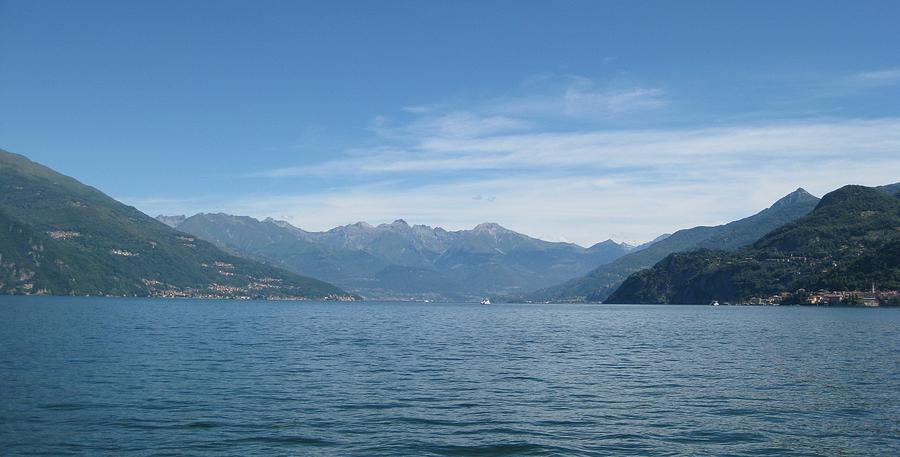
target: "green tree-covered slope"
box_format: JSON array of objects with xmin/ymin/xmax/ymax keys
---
[
  {"xmin": 0, "ymin": 149, "xmax": 354, "ymax": 299},
  {"xmin": 607, "ymin": 185, "xmax": 900, "ymax": 304}
]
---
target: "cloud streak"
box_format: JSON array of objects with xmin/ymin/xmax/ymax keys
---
[
  {"xmin": 488, "ymin": 75, "xmax": 667, "ymax": 119},
  {"xmin": 257, "ymin": 118, "xmax": 900, "ymax": 178},
  {"xmin": 371, "ymin": 111, "xmax": 532, "ymax": 140},
  {"xmin": 854, "ymin": 66, "xmax": 900, "ymax": 85}
]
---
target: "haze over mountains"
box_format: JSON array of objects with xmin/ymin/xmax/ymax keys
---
[
  {"xmin": 159, "ymin": 214, "xmax": 636, "ymax": 300},
  {"xmin": 0, "ymin": 149, "xmax": 354, "ymax": 300}
]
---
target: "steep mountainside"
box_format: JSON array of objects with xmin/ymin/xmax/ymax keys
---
[
  {"xmin": 164, "ymin": 215, "xmax": 634, "ymax": 300},
  {"xmin": 177, "ymin": 213, "xmax": 390, "ymax": 284},
  {"xmin": 607, "ymin": 185, "xmax": 900, "ymax": 304},
  {"xmin": 524, "ymin": 188, "xmax": 821, "ymax": 302},
  {"xmin": 0, "ymin": 149, "xmax": 354, "ymax": 300}
]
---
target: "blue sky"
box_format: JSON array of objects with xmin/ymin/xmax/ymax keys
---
[{"xmin": 2, "ymin": 1, "xmax": 899, "ymax": 245}]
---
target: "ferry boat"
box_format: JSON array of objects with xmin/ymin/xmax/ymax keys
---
[{"xmin": 480, "ymin": 298, "xmax": 491, "ymax": 305}]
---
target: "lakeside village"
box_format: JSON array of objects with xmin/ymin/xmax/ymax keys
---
[{"xmin": 724, "ymin": 286, "xmax": 900, "ymax": 307}]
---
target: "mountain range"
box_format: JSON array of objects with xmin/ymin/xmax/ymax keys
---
[
  {"xmin": 0, "ymin": 149, "xmax": 355, "ymax": 300},
  {"xmin": 522, "ymin": 188, "xmax": 822, "ymax": 302},
  {"xmin": 607, "ymin": 185, "xmax": 900, "ymax": 304},
  {"xmin": 159, "ymin": 214, "xmax": 636, "ymax": 300},
  {"xmin": 4, "ymin": 147, "xmax": 895, "ymax": 304}
]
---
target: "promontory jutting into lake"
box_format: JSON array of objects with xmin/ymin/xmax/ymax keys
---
[{"xmin": 2, "ymin": 1, "xmax": 899, "ymax": 455}]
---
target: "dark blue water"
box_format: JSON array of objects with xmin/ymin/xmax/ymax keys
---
[{"xmin": 1, "ymin": 297, "xmax": 898, "ymax": 456}]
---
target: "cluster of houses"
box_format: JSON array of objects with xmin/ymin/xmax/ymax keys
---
[
  {"xmin": 804, "ymin": 288, "xmax": 899, "ymax": 307},
  {"xmin": 728, "ymin": 286, "xmax": 898, "ymax": 307}
]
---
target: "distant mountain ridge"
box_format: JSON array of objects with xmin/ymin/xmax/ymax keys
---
[
  {"xmin": 523, "ymin": 188, "xmax": 822, "ymax": 302},
  {"xmin": 162, "ymin": 214, "xmax": 635, "ymax": 300},
  {"xmin": 0, "ymin": 149, "xmax": 355, "ymax": 300},
  {"xmin": 607, "ymin": 185, "xmax": 900, "ymax": 304}
]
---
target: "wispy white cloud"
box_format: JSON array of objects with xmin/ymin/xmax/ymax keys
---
[
  {"xmin": 230, "ymin": 116, "xmax": 900, "ymax": 245},
  {"xmin": 221, "ymin": 153, "xmax": 899, "ymax": 246},
  {"xmin": 256, "ymin": 118, "xmax": 900, "ymax": 178},
  {"xmin": 155, "ymin": 74, "xmax": 900, "ymax": 245},
  {"xmin": 401, "ymin": 104, "xmax": 439, "ymax": 114},
  {"xmin": 371, "ymin": 111, "xmax": 531, "ymax": 140},
  {"xmin": 854, "ymin": 66, "xmax": 900, "ymax": 85},
  {"xmin": 490, "ymin": 75, "xmax": 667, "ymax": 118}
]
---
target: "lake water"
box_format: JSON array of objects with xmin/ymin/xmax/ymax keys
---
[{"xmin": 1, "ymin": 297, "xmax": 898, "ymax": 456}]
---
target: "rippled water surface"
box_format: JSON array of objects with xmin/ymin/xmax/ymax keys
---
[{"xmin": 1, "ymin": 297, "xmax": 899, "ymax": 456}]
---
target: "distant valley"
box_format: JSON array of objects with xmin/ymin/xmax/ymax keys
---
[{"xmin": 158, "ymin": 214, "xmax": 637, "ymax": 300}]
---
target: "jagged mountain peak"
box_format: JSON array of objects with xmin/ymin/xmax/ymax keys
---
[
  {"xmin": 472, "ymin": 222, "xmax": 509, "ymax": 233},
  {"xmin": 332, "ymin": 221, "xmax": 373, "ymax": 231},
  {"xmin": 376, "ymin": 219, "xmax": 413, "ymax": 231},
  {"xmin": 413, "ymin": 223, "xmax": 443, "ymax": 231},
  {"xmin": 587, "ymin": 239, "xmax": 629, "ymax": 254},
  {"xmin": 632, "ymin": 233, "xmax": 672, "ymax": 250},
  {"xmin": 263, "ymin": 217, "xmax": 302, "ymax": 231},
  {"xmin": 194, "ymin": 212, "xmax": 258, "ymax": 223},
  {"xmin": 770, "ymin": 187, "xmax": 818, "ymax": 209}
]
